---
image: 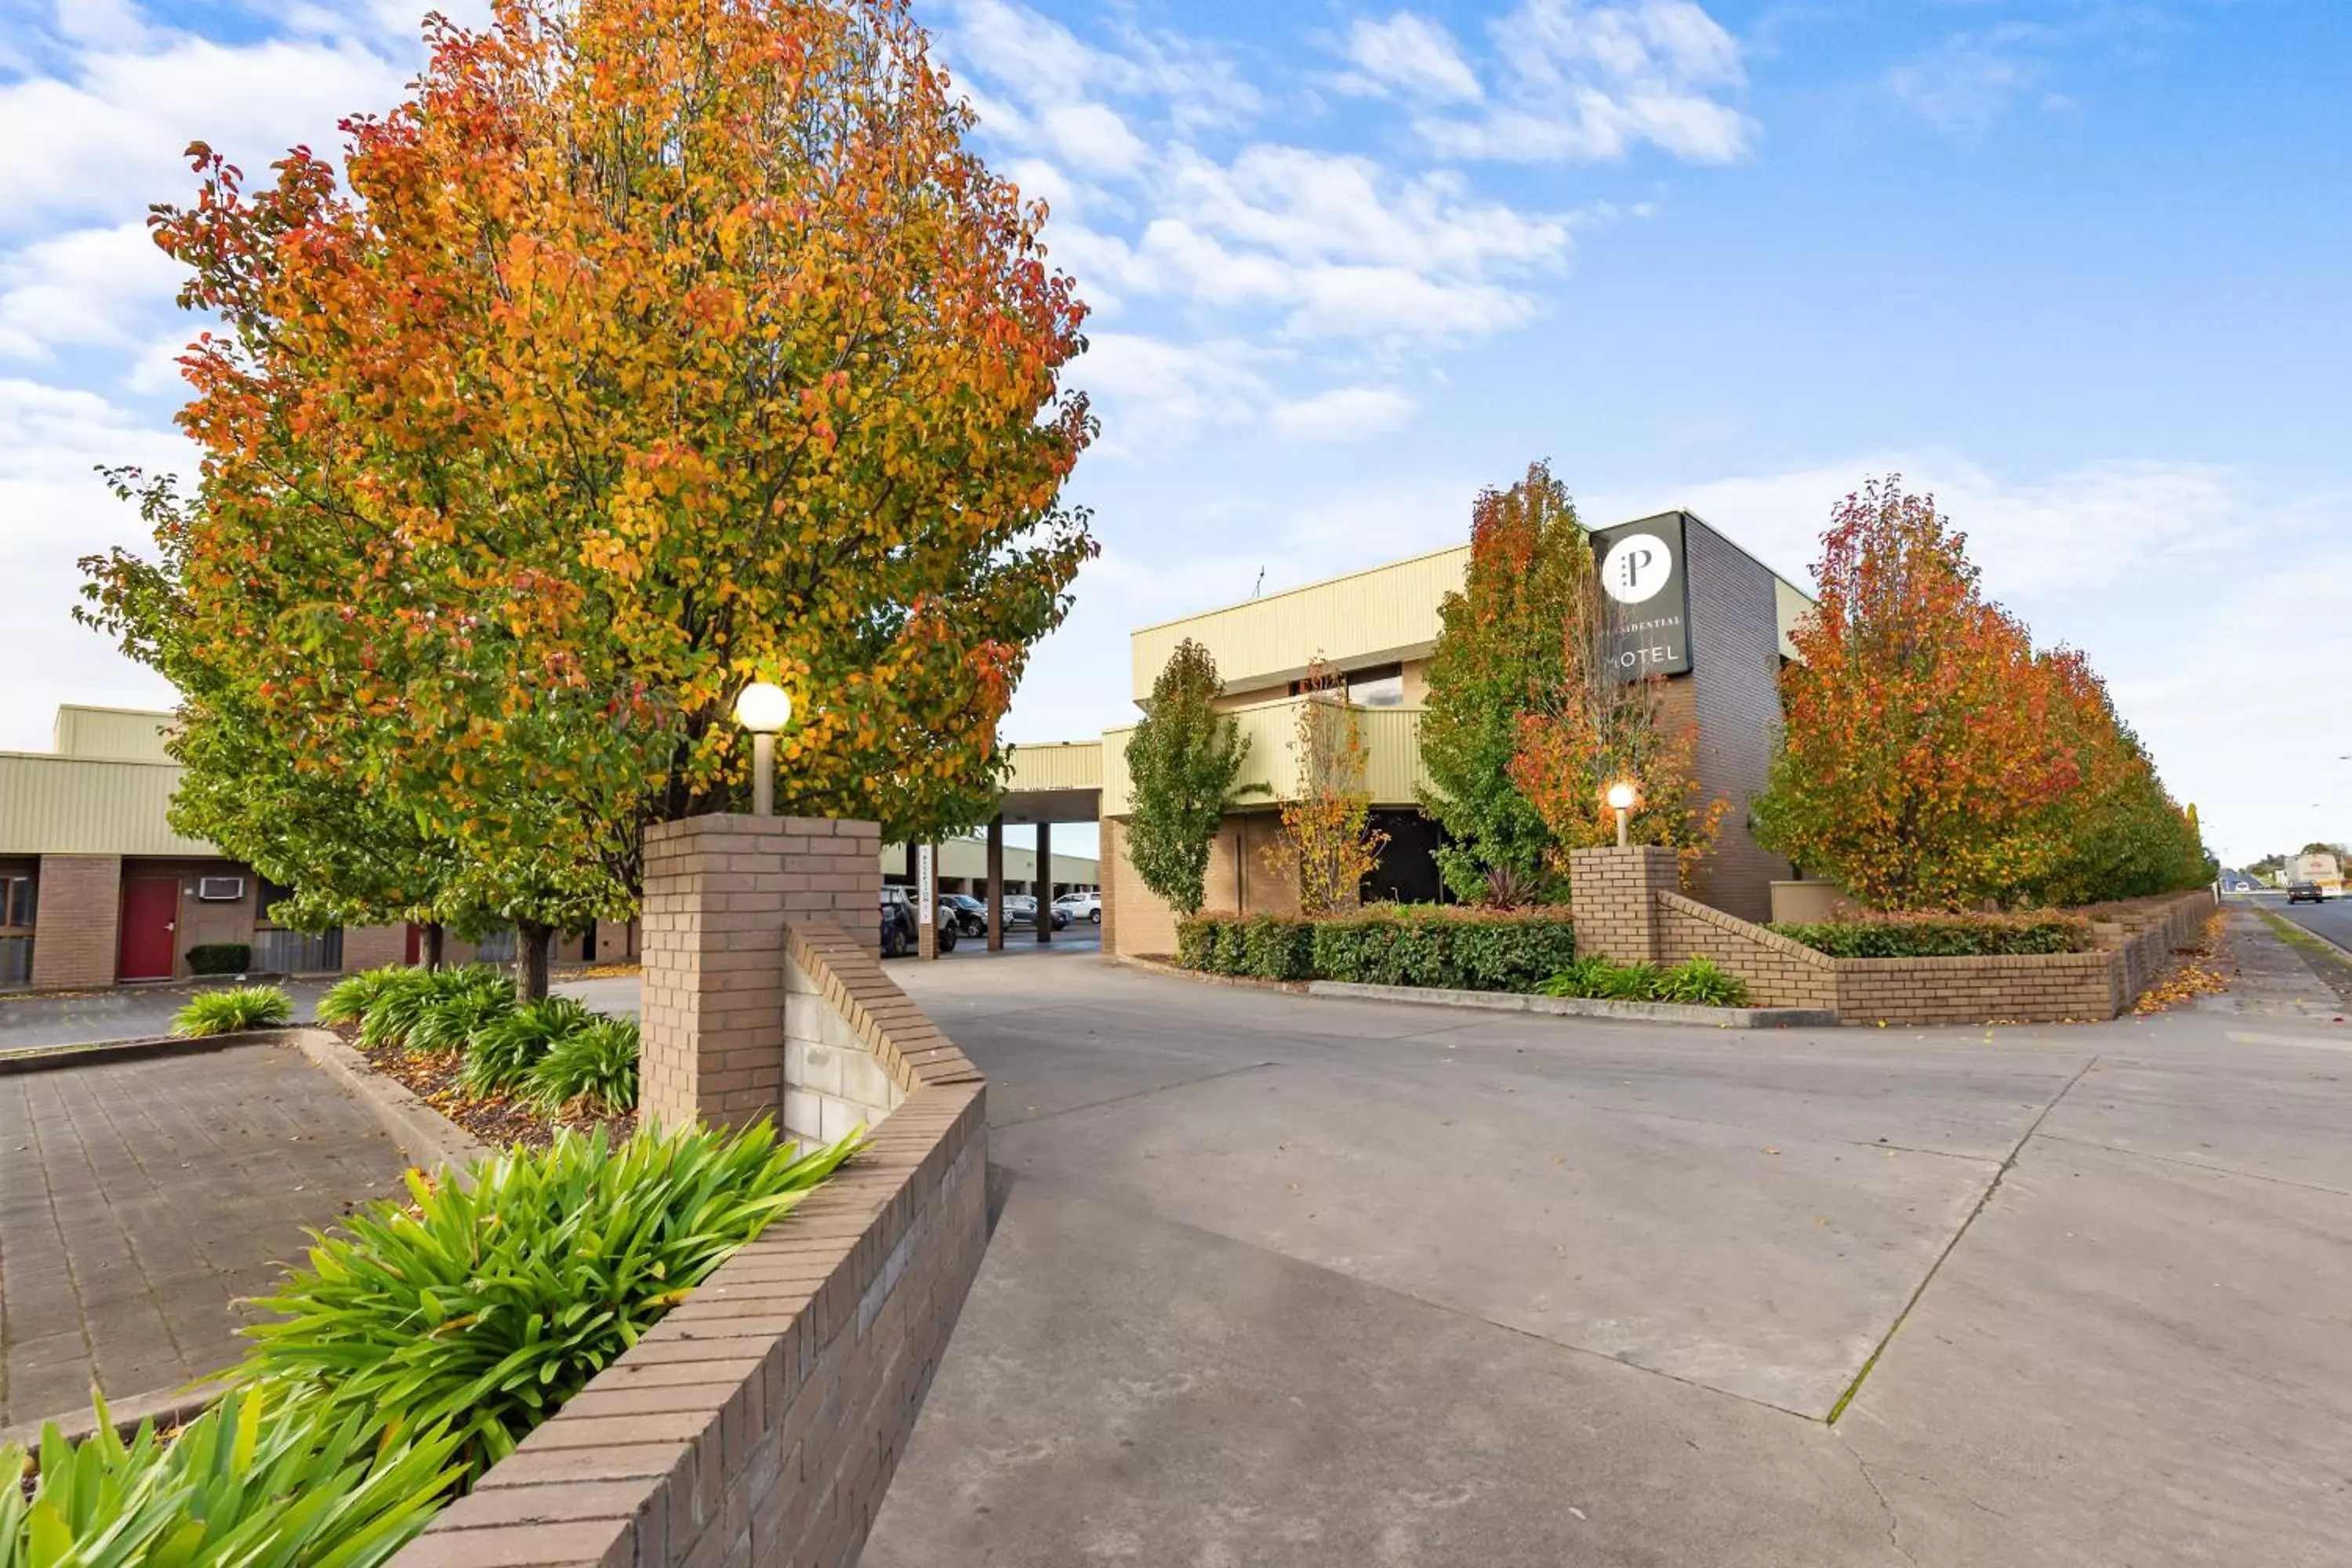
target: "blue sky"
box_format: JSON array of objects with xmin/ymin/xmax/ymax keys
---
[{"xmin": 2, "ymin": 1, "xmax": 2346, "ymax": 866}]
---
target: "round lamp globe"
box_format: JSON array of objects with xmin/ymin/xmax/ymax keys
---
[
  {"xmin": 1605, "ymin": 781, "xmax": 1639, "ymax": 811},
  {"xmin": 734, "ymin": 681, "xmax": 793, "ymax": 734}
]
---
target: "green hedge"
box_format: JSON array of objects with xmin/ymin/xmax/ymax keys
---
[
  {"xmin": 186, "ymin": 942, "xmax": 252, "ymax": 975},
  {"xmin": 1766, "ymin": 913, "xmax": 2092, "ymax": 958},
  {"xmin": 1176, "ymin": 906, "xmax": 1577, "ymax": 993}
]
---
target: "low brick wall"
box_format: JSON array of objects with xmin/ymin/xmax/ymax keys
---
[
  {"xmin": 1650, "ymin": 887, "xmax": 2215, "ymax": 1027},
  {"xmin": 394, "ymin": 921, "xmax": 986, "ymax": 1568},
  {"xmin": 1655, "ymin": 895, "xmax": 1839, "ymax": 1011}
]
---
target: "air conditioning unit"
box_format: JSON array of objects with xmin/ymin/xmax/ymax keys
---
[{"xmin": 194, "ymin": 876, "xmax": 246, "ymax": 902}]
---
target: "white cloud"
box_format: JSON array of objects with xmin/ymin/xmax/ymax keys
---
[
  {"xmin": 1268, "ymin": 386, "xmax": 1417, "ymax": 442},
  {"xmin": 1888, "ymin": 25, "xmax": 2063, "ymax": 139},
  {"xmin": 1412, "ymin": 0, "xmax": 1755, "ymax": 164},
  {"xmin": 0, "ymin": 221, "xmax": 183, "ymax": 362},
  {"xmin": 0, "ymin": 35, "xmax": 412, "ymax": 235},
  {"xmin": 1589, "ymin": 455, "xmax": 2243, "ymax": 597},
  {"xmin": 1339, "ymin": 13, "xmax": 1483, "ymax": 103},
  {"xmin": 1075, "ymin": 333, "xmax": 1267, "ymax": 449},
  {"xmin": 0, "ymin": 378, "xmax": 187, "ymax": 749}
]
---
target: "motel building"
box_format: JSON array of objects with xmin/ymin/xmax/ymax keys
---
[
  {"xmin": 986, "ymin": 510, "xmax": 1819, "ymax": 960},
  {"xmin": 0, "ymin": 705, "xmax": 1098, "ymax": 991},
  {"xmin": 1, "ymin": 509, "xmax": 1795, "ymax": 988}
]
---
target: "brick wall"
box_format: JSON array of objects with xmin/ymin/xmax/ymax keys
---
[
  {"xmin": 394, "ymin": 919, "xmax": 987, "ymax": 1568},
  {"xmin": 342, "ymin": 924, "xmax": 410, "ymax": 971},
  {"xmin": 29, "ymin": 855, "xmax": 121, "ymax": 989},
  {"xmin": 1105, "ymin": 810, "xmax": 1297, "ymax": 960},
  {"xmin": 639, "ymin": 815, "xmax": 880, "ymax": 1134},
  {"xmin": 1638, "ymin": 881, "xmax": 2213, "ymax": 1026},
  {"xmin": 1679, "ymin": 517, "xmax": 1789, "ymax": 924},
  {"xmin": 400, "ymin": 884, "xmax": 988, "ymax": 1568},
  {"xmin": 1654, "ymin": 891, "xmax": 1839, "ymax": 1011}
]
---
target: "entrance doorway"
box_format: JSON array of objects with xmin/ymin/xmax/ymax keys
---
[{"xmin": 117, "ymin": 877, "xmax": 179, "ymax": 981}]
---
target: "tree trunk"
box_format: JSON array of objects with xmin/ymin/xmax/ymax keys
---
[
  {"xmin": 517, "ymin": 919, "xmax": 554, "ymax": 1002},
  {"xmin": 423, "ymin": 921, "xmax": 446, "ymax": 971}
]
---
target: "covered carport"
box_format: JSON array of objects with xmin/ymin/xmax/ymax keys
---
[{"xmin": 907, "ymin": 740, "xmax": 1102, "ymax": 957}]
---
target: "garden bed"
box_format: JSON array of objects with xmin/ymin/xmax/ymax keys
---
[{"xmin": 343, "ymin": 1026, "xmax": 633, "ymax": 1151}]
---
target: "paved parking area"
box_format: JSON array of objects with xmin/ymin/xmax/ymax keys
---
[
  {"xmin": 0, "ymin": 1042, "xmax": 410, "ymax": 1429},
  {"xmin": 865, "ymin": 914, "xmax": 2352, "ymax": 1566}
]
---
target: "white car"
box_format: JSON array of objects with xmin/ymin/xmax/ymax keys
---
[{"xmin": 1054, "ymin": 891, "xmax": 1102, "ymax": 925}]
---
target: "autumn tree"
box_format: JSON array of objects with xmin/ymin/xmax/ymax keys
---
[
  {"xmin": 1750, "ymin": 479, "xmax": 2078, "ymax": 909},
  {"xmin": 1505, "ymin": 528, "xmax": 1726, "ymax": 885},
  {"xmin": 1265, "ymin": 660, "xmax": 1388, "ymax": 916},
  {"xmin": 2024, "ymin": 648, "xmax": 2209, "ymax": 905},
  {"xmin": 1418, "ymin": 463, "xmax": 1584, "ymax": 901},
  {"xmin": 1123, "ymin": 640, "xmax": 1258, "ymax": 917},
  {"xmin": 88, "ymin": 0, "xmax": 1094, "ymax": 994}
]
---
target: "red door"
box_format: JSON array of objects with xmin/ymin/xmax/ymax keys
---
[
  {"xmin": 118, "ymin": 877, "xmax": 179, "ymax": 981},
  {"xmin": 405, "ymin": 922, "xmax": 422, "ymax": 964}
]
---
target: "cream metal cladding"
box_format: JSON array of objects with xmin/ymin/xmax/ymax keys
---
[
  {"xmin": 1129, "ymin": 545, "xmax": 1472, "ymax": 703},
  {"xmin": 0, "ymin": 752, "xmax": 214, "ymax": 857},
  {"xmin": 52, "ymin": 705, "xmax": 174, "ymax": 763}
]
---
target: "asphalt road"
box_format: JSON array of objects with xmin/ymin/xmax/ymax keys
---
[
  {"xmin": 863, "ymin": 916, "xmax": 2352, "ymax": 1567},
  {"xmin": 2270, "ymin": 891, "xmax": 2352, "ymax": 953}
]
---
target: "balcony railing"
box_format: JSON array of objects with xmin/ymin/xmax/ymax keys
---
[{"xmin": 1104, "ymin": 697, "xmax": 1427, "ymax": 816}]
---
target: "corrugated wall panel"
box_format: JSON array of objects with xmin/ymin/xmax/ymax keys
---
[
  {"xmin": 51, "ymin": 707, "xmax": 174, "ymax": 761},
  {"xmin": 1002, "ymin": 741, "xmax": 1103, "ymax": 793},
  {"xmin": 1130, "ymin": 546, "xmax": 1471, "ymax": 703},
  {"xmin": 1102, "ymin": 700, "xmax": 1425, "ymax": 816},
  {"xmin": 0, "ymin": 755, "xmax": 214, "ymax": 856}
]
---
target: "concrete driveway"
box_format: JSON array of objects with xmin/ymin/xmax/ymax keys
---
[{"xmin": 862, "ymin": 919, "xmax": 2352, "ymax": 1566}]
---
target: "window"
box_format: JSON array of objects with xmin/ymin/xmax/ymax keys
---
[
  {"xmin": 1346, "ymin": 663, "xmax": 1405, "ymax": 708},
  {"xmin": 0, "ymin": 874, "xmax": 33, "ymax": 931}
]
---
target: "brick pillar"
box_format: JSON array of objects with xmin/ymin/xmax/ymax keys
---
[
  {"xmin": 1098, "ymin": 816, "xmax": 1119, "ymax": 955},
  {"xmin": 1568, "ymin": 844, "xmax": 1680, "ymax": 964},
  {"xmin": 637, "ymin": 815, "xmax": 881, "ymax": 1134},
  {"xmin": 30, "ymin": 854, "xmax": 122, "ymax": 989}
]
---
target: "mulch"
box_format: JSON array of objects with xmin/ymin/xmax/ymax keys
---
[{"xmin": 339, "ymin": 1024, "xmax": 635, "ymax": 1153}]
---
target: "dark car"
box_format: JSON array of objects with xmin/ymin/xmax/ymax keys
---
[
  {"xmin": 2288, "ymin": 880, "xmax": 2325, "ymax": 905},
  {"xmin": 880, "ymin": 887, "xmax": 960, "ymax": 956},
  {"xmin": 1004, "ymin": 894, "xmax": 1069, "ymax": 931},
  {"xmin": 942, "ymin": 894, "xmax": 989, "ymax": 937}
]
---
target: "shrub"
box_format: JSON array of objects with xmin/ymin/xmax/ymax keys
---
[
  {"xmin": 1653, "ymin": 956, "xmax": 1750, "ymax": 1007},
  {"xmin": 1593, "ymin": 960, "xmax": 1663, "ymax": 1000},
  {"xmin": 463, "ymin": 994, "xmax": 593, "ymax": 1098},
  {"xmin": 358, "ymin": 964, "xmax": 507, "ymax": 1051},
  {"xmin": 185, "ymin": 941, "xmax": 252, "ymax": 975},
  {"xmin": 405, "ymin": 971, "xmax": 517, "ymax": 1056},
  {"xmin": 172, "ymin": 984, "xmax": 293, "ymax": 1036},
  {"xmin": 1241, "ymin": 916, "xmax": 1314, "ymax": 981},
  {"xmin": 528, "ymin": 1016, "xmax": 640, "ymax": 1115},
  {"xmin": 1768, "ymin": 913, "xmax": 2092, "ymax": 958},
  {"xmin": 1177, "ymin": 906, "xmax": 1577, "ymax": 993},
  {"xmin": 234, "ymin": 1122, "xmax": 860, "ymax": 1484},
  {"xmin": 318, "ymin": 964, "xmax": 411, "ymax": 1026},
  {"xmin": 0, "ymin": 1385, "xmax": 464, "ymax": 1568}
]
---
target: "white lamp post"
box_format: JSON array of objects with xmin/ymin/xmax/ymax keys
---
[
  {"xmin": 733, "ymin": 681, "xmax": 792, "ymax": 818},
  {"xmin": 1606, "ymin": 780, "xmax": 1639, "ymax": 848}
]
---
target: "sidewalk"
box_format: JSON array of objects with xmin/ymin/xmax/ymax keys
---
[{"xmin": 2198, "ymin": 906, "xmax": 2350, "ymax": 1022}]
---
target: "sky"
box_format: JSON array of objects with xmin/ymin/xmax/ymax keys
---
[{"xmin": 1, "ymin": 0, "xmax": 2347, "ymax": 868}]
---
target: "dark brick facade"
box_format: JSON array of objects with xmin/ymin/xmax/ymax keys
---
[{"xmin": 1675, "ymin": 515, "xmax": 1791, "ymax": 923}]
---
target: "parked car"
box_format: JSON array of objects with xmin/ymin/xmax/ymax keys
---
[
  {"xmin": 2287, "ymin": 880, "xmax": 2325, "ymax": 905},
  {"xmin": 880, "ymin": 887, "xmax": 960, "ymax": 956},
  {"xmin": 1003, "ymin": 895, "xmax": 1069, "ymax": 931},
  {"xmin": 1054, "ymin": 890, "xmax": 1103, "ymax": 926},
  {"xmin": 942, "ymin": 893, "xmax": 989, "ymax": 937}
]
